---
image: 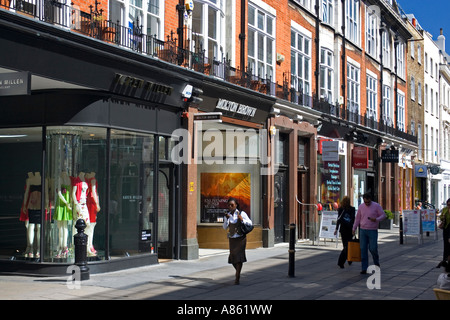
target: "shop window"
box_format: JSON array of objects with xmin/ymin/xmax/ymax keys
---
[
  {"xmin": 110, "ymin": 130, "xmax": 155, "ymax": 257},
  {"xmin": 0, "ymin": 127, "xmax": 42, "ymax": 260},
  {"xmin": 44, "ymin": 126, "xmax": 107, "ymax": 262},
  {"xmin": 197, "ymin": 123, "xmax": 261, "ymax": 225}
]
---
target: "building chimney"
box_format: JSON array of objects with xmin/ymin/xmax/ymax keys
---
[{"xmin": 437, "ymin": 28, "xmax": 446, "ymax": 52}]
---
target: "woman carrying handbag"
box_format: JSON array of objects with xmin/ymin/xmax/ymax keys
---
[
  {"xmin": 334, "ymin": 196, "xmax": 356, "ymax": 268},
  {"xmin": 223, "ymin": 197, "xmax": 253, "ymax": 285}
]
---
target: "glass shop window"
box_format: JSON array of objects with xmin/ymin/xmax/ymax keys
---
[{"xmin": 0, "ymin": 127, "xmax": 42, "ymax": 261}]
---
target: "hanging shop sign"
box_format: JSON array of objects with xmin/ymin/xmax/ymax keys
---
[
  {"xmin": 352, "ymin": 146, "xmax": 369, "ymax": 169},
  {"xmin": 0, "ymin": 72, "xmax": 31, "ymax": 96},
  {"xmin": 381, "ymin": 149, "xmax": 399, "ymax": 163},
  {"xmin": 415, "ymin": 164, "xmax": 428, "ymax": 178},
  {"xmin": 322, "ymin": 140, "xmax": 339, "ymax": 162}
]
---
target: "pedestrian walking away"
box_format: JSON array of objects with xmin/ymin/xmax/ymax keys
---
[
  {"xmin": 352, "ymin": 193, "xmax": 386, "ymax": 274},
  {"xmin": 223, "ymin": 197, "xmax": 252, "ymax": 285},
  {"xmin": 438, "ymin": 198, "xmax": 450, "ymax": 266},
  {"xmin": 334, "ymin": 196, "xmax": 355, "ymax": 269}
]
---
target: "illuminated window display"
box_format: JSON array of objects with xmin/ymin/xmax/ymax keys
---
[{"xmin": 0, "ymin": 126, "xmax": 162, "ymax": 264}]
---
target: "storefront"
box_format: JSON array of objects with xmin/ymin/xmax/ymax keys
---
[
  {"xmin": 0, "ymin": 15, "xmax": 190, "ymax": 275},
  {"xmin": 193, "ymin": 85, "xmax": 274, "ymax": 249}
]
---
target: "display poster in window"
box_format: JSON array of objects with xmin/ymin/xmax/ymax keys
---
[
  {"xmin": 403, "ymin": 210, "xmax": 421, "ymax": 235},
  {"xmin": 319, "ymin": 211, "xmax": 338, "ymax": 239},
  {"xmin": 320, "ymin": 160, "xmax": 341, "ymax": 205},
  {"xmin": 200, "ymin": 173, "xmax": 251, "ymax": 223}
]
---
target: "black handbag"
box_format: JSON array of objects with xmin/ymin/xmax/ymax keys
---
[{"xmin": 239, "ymin": 219, "xmax": 254, "ymax": 235}]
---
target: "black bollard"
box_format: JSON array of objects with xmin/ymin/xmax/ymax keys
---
[
  {"xmin": 288, "ymin": 223, "xmax": 296, "ymax": 277},
  {"xmin": 399, "ymin": 213, "xmax": 404, "ymax": 245},
  {"xmin": 74, "ymin": 219, "xmax": 90, "ymax": 280}
]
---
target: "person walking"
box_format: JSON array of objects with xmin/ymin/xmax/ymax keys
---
[
  {"xmin": 334, "ymin": 196, "xmax": 355, "ymax": 268},
  {"xmin": 223, "ymin": 197, "xmax": 252, "ymax": 285},
  {"xmin": 438, "ymin": 198, "xmax": 450, "ymax": 265},
  {"xmin": 352, "ymin": 193, "xmax": 386, "ymax": 274}
]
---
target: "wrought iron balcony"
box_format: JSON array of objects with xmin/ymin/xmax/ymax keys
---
[{"xmin": 0, "ymin": 0, "xmax": 418, "ymax": 144}]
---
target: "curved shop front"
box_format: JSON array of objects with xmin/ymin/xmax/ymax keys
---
[{"xmin": 0, "ymin": 90, "xmax": 183, "ymax": 275}]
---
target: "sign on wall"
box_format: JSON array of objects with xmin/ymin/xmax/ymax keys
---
[{"xmin": 0, "ymin": 72, "xmax": 31, "ymax": 96}]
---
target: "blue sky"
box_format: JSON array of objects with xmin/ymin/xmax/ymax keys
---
[{"xmin": 398, "ymin": 0, "xmax": 450, "ymax": 42}]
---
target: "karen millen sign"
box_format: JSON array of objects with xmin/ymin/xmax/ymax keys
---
[{"xmin": 0, "ymin": 72, "xmax": 31, "ymax": 96}]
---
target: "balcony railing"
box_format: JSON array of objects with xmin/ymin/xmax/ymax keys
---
[{"xmin": 0, "ymin": 0, "xmax": 418, "ymax": 144}]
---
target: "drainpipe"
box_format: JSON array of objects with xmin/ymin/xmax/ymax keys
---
[
  {"xmin": 315, "ymin": 0, "xmax": 320, "ymax": 101},
  {"xmin": 239, "ymin": 0, "xmax": 246, "ymax": 70},
  {"xmin": 341, "ymin": 0, "xmax": 346, "ymax": 114}
]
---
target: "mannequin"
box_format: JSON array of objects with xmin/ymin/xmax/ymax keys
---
[
  {"xmin": 85, "ymin": 172, "xmax": 100, "ymax": 256},
  {"xmin": 72, "ymin": 172, "xmax": 92, "ymax": 255},
  {"xmin": 21, "ymin": 172, "xmax": 42, "ymax": 258},
  {"xmin": 54, "ymin": 171, "xmax": 72, "ymax": 258}
]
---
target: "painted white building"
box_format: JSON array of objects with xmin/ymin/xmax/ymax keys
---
[
  {"xmin": 437, "ymin": 29, "xmax": 450, "ymax": 208},
  {"xmin": 423, "ymin": 29, "xmax": 441, "ymax": 207}
]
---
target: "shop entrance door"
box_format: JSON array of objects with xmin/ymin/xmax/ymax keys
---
[
  {"xmin": 274, "ymin": 170, "xmax": 287, "ymax": 243},
  {"xmin": 157, "ymin": 163, "xmax": 175, "ymax": 259}
]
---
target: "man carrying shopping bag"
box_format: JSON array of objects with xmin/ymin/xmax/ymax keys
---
[{"xmin": 352, "ymin": 193, "xmax": 386, "ymax": 274}]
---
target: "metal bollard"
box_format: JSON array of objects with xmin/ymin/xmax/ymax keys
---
[
  {"xmin": 288, "ymin": 223, "xmax": 296, "ymax": 278},
  {"xmin": 74, "ymin": 219, "xmax": 90, "ymax": 280}
]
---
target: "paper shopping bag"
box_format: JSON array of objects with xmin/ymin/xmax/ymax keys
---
[{"xmin": 347, "ymin": 238, "xmax": 361, "ymax": 262}]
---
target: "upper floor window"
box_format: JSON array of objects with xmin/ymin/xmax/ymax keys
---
[
  {"xmin": 291, "ymin": 29, "xmax": 311, "ymax": 95},
  {"xmin": 366, "ymin": 74, "xmax": 377, "ymax": 119},
  {"xmin": 292, "ymin": 0, "xmax": 312, "ymax": 12},
  {"xmin": 382, "ymin": 31, "xmax": 391, "ymax": 69},
  {"xmin": 365, "ymin": 7, "xmax": 378, "ymax": 57},
  {"xmin": 346, "ymin": 0, "xmax": 360, "ymax": 45},
  {"xmin": 397, "ymin": 91, "xmax": 405, "ymax": 132},
  {"xmin": 322, "ymin": 0, "xmax": 333, "ymax": 25},
  {"xmin": 347, "ymin": 63, "xmax": 360, "ymax": 120},
  {"xmin": 383, "ymin": 85, "xmax": 392, "ymax": 125},
  {"xmin": 248, "ymin": 4, "xmax": 276, "ymax": 80},
  {"xmin": 192, "ymin": 0, "xmax": 224, "ymax": 60},
  {"xmin": 396, "ymin": 41, "xmax": 405, "ymax": 78},
  {"xmin": 109, "ymin": 0, "xmax": 164, "ymax": 40},
  {"xmin": 320, "ymin": 48, "xmax": 333, "ymax": 101}
]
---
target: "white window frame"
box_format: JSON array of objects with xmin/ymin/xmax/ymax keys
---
[
  {"xmin": 291, "ymin": 28, "xmax": 311, "ymax": 95},
  {"xmin": 320, "ymin": 48, "xmax": 333, "ymax": 101},
  {"xmin": 192, "ymin": 0, "xmax": 224, "ymax": 60},
  {"xmin": 383, "ymin": 85, "xmax": 392, "ymax": 125},
  {"xmin": 347, "ymin": 62, "xmax": 360, "ymax": 120},
  {"xmin": 365, "ymin": 8, "xmax": 378, "ymax": 58},
  {"xmin": 248, "ymin": 3, "xmax": 276, "ymax": 80},
  {"xmin": 346, "ymin": 0, "xmax": 360, "ymax": 45},
  {"xmin": 411, "ymin": 76, "xmax": 415, "ymax": 101},
  {"xmin": 396, "ymin": 41, "xmax": 405, "ymax": 79},
  {"xmin": 382, "ymin": 31, "xmax": 391, "ymax": 69},
  {"xmin": 397, "ymin": 91, "xmax": 405, "ymax": 132},
  {"xmin": 322, "ymin": 0, "xmax": 333, "ymax": 25},
  {"xmin": 366, "ymin": 74, "xmax": 377, "ymax": 119}
]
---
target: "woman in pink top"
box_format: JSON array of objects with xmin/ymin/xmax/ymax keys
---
[{"xmin": 352, "ymin": 193, "xmax": 386, "ymax": 274}]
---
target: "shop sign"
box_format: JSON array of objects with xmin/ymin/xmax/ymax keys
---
[
  {"xmin": 415, "ymin": 164, "xmax": 428, "ymax": 178},
  {"xmin": 215, "ymin": 98, "xmax": 257, "ymax": 120},
  {"xmin": 381, "ymin": 149, "xmax": 399, "ymax": 162},
  {"xmin": 141, "ymin": 229, "xmax": 151, "ymax": 241},
  {"xmin": 352, "ymin": 146, "xmax": 368, "ymax": 169},
  {"xmin": 0, "ymin": 72, "xmax": 31, "ymax": 96},
  {"xmin": 111, "ymin": 73, "xmax": 173, "ymax": 103},
  {"xmin": 193, "ymin": 112, "xmax": 222, "ymax": 122},
  {"xmin": 322, "ymin": 141, "xmax": 339, "ymax": 162}
]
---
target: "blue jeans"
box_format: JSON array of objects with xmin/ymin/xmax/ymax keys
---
[{"xmin": 359, "ymin": 229, "xmax": 379, "ymax": 271}]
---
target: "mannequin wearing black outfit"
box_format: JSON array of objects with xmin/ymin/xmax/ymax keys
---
[{"xmin": 335, "ymin": 196, "xmax": 356, "ymax": 268}]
